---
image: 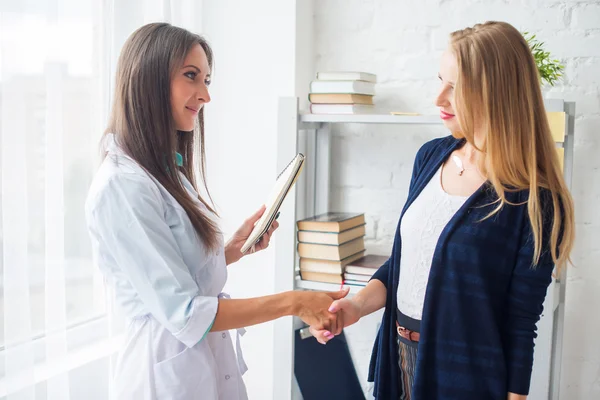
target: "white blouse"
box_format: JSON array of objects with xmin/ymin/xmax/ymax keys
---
[{"xmin": 397, "ymin": 166, "xmax": 468, "ymax": 320}]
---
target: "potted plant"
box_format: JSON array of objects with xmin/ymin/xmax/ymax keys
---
[{"xmin": 522, "ymin": 32, "xmax": 565, "ymax": 87}]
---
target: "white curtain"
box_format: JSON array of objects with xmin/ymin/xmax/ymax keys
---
[{"xmin": 0, "ymin": 1, "xmax": 203, "ymax": 399}]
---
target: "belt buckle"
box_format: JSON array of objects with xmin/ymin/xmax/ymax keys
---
[{"xmin": 397, "ymin": 325, "xmax": 416, "ymax": 342}]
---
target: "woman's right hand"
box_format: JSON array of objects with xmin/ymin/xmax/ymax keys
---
[
  {"xmin": 294, "ymin": 288, "xmax": 350, "ymax": 337},
  {"xmin": 309, "ymin": 295, "xmax": 363, "ymax": 344}
]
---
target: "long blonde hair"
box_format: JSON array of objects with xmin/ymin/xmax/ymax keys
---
[{"xmin": 450, "ymin": 21, "xmax": 574, "ymax": 272}]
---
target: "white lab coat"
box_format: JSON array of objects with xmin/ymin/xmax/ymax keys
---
[{"xmin": 85, "ymin": 134, "xmax": 248, "ymax": 400}]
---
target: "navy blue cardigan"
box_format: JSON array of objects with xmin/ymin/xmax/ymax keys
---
[{"xmin": 368, "ymin": 135, "xmax": 556, "ymax": 399}]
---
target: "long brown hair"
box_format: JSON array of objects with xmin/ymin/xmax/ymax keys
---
[
  {"xmin": 105, "ymin": 22, "xmax": 220, "ymax": 251},
  {"xmin": 450, "ymin": 21, "xmax": 574, "ymax": 272}
]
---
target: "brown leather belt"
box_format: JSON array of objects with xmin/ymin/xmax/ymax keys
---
[{"xmin": 396, "ymin": 321, "xmax": 420, "ymax": 342}]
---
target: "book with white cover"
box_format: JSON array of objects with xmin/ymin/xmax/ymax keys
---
[
  {"xmin": 309, "ymin": 104, "xmax": 376, "ymax": 115},
  {"xmin": 316, "ymin": 71, "xmax": 377, "ymax": 83},
  {"xmin": 310, "ymin": 80, "xmax": 376, "ymax": 96}
]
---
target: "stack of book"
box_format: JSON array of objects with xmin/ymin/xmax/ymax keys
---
[
  {"xmin": 296, "ymin": 212, "xmax": 366, "ymax": 284},
  {"xmin": 343, "ymin": 254, "xmax": 388, "ymax": 287},
  {"xmin": 308, "ymin": 71, "xmax": 377, "ymax": 115}
]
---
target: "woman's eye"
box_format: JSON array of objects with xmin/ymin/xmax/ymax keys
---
[
  {"xmin": 205, "ymin": 79, "xmax": 211, "ymax": 86},
  {"xmin": 184, "ymin": 71, "xmax": 197, "ymax": 80}
]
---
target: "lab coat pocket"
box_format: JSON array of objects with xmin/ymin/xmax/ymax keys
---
[{"xmin": 153, "ymin": 343, "xmax": 218, "ymax": 400}]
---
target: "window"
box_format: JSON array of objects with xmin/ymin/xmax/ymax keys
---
[
  {"xmin": 1, "ymin": 1, "xmax": 203, "ymax": 397},
  {"xmin": 0, "ymin": 2, "xmax": 110, "ymax": 397}
]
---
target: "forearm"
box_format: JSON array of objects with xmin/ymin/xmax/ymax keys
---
[
  {"xmin": 353, "ymin": 279, "xmax": 387, "ymax": 317},
  {"xmin": 210, "ymin": 291, "xmax": 297, "ymax": 331},
  {"xmin": 508, "ymin": 392, "xmax": 526, "ymax": 400},
  {"xmin": 224, "ymin": 243, "xmax": 241, "ymax": 266}
]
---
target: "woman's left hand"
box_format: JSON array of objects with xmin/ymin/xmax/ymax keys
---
[{"xmin": 224, "ymin": 205, "xmax": 279, "ymax": 265}]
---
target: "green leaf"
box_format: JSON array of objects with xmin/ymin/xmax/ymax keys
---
[{"xmin": 521, "ymin": 30, "xmax": 564, "ymax": 87}]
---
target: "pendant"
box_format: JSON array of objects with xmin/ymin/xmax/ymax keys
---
[{"xmin": 452, "ymin": 155, "xmax": 465, "ymax": 176}]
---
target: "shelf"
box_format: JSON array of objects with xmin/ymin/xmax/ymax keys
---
[
  {"xmin": 299, "ymin": 112, "xmax": 442, "ymax": 125},
  {"xmin": 276, "ymin": 97, "xmax": 575, "ymax": 400},
  {"xmin": 294, "ymin": 277, "xmax": 364, "ymax": 295},
  {"xmin": 553, "ymin": 279, "xmax": 560, "ymax": 312}
]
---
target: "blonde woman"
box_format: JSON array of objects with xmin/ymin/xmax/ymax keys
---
[{"xmin": 310, "ymin": 21, "xmax": 575, "ymax": 400}]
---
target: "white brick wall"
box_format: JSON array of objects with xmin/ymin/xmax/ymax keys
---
[
  {"xmin": 572, "ymin": 3, "xmax": 600, "ymax": 29},
  {"xmin": 314, "ymin": 0, "xmax": 600, "ymax": 398}
]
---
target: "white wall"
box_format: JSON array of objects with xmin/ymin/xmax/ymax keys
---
[
  {"xmin": 314, "ymin": 0, "xmax": 600, "ymax": 399},
  {"xmin": 200, "ymin": 1, "xmax": 301, "ymax": 398}
]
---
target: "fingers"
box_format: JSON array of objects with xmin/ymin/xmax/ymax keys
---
[
  {"xmin": 258, "ymin": 230, "xmax": 273, "ymax": 249},
  {"xmin": 327, "ymin": 286, "xmax": 350, "ymax": 300},
  {"xmin": 334, "ymin": 312, "xmax": 344, "ymax": 336},
  {"xmin": 328, "ymin": 299, "xmax": 343, "ymax": 313},
  {"xmin": 255, "ymin": 220, "xmax": 280, "ymax": 251},
  {"xmin": 309, "ymin": 326, "xmax": 335, "ymax": 345},
  {"xmin": 327, "ymin": 298, "xmax": 347, "ymax": 335},
  {"xmin": 265, "ymin": 220, "xmax": 279, "ymax": 238},
  {"xmin": 327, "ymin": 314, "xmax": 337, "ymax": 337},
  {"xmin": 257, "ymin": 234, "xmax": 269, "ymax": 250},
  {"xmin": 246, "ymin": 205, "xmax": 266, "ymax": 225},
  {"xmin": 327, "ymin": 298, "xmax": 346, "ymax": 336}
]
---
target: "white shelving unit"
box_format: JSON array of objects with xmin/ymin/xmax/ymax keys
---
[{"xmin": 273, "ymin": 96, "xmax": 575, "ymax": 400}]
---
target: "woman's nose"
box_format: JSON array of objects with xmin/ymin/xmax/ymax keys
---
[
  {"xmin": 435, "ymin": 87, "xmax": 449, "ymax": 107},
  {"xmin": 198, "ymin": 86, "xmax": 211, "ymax": 104}
]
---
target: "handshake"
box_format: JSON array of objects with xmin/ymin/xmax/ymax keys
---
[{"xmin": 293, "ymin": 287, "xmax": 362, "ymax": 345}]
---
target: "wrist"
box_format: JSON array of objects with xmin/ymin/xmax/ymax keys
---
[
  {"xmin": 284, "ymin": 291, "xmax": 301, "ymax": 316},
  {"xmin": 224, "ymin": 243, "xmax": 240, "ymax": 265},
  {"xmin": 352, "ymin": 294, "xmax": 366, "ymax": 318}
]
